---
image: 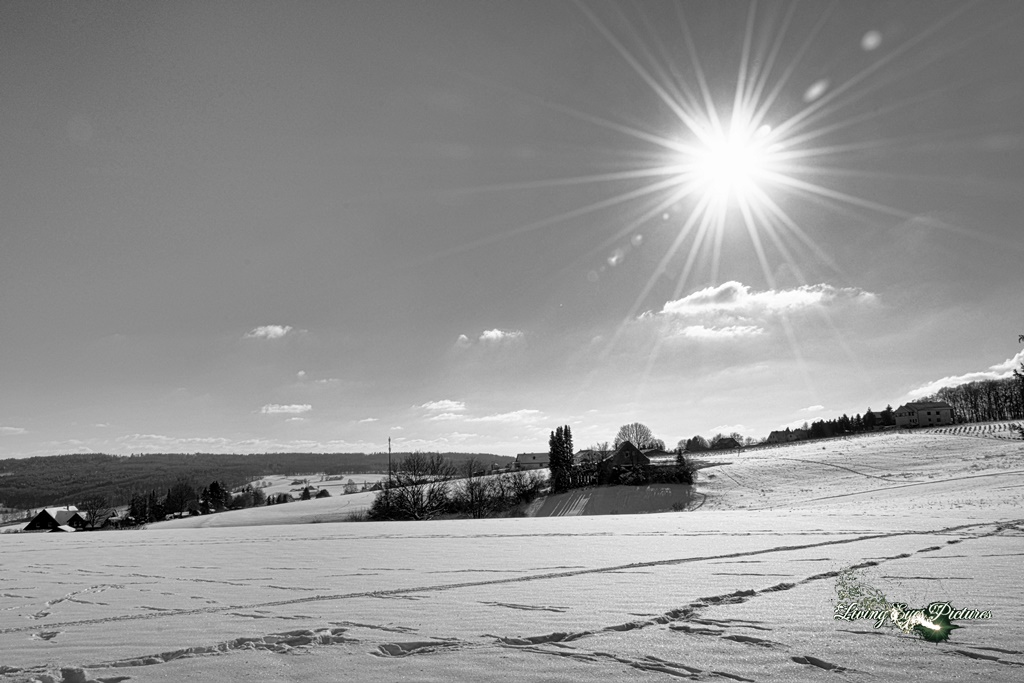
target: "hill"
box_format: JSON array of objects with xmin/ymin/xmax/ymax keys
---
[{"xmin": 0, "ymin": 451, "xmax": 512, "ymax": 510}]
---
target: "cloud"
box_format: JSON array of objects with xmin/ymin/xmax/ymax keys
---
[
  {"xmin": 455, "ymin": 329, "xmax": 525, "ymax": 350},
  {"xmin": 315, "ymin": 378, "xmax": 339, "ymax": 384},
  {"xmin": 800, "ymin": 405, "xmax": 825, "ymax": 413},
  {"xmin": 419, "ymin": 400, "xmax": 466, "ymax": 412},
  {"xmin": 466, "ymin": 409, "xmax": 542, "ymax": 423},
  {"xmin": 676, "ymin": 325, "xmax": 763, "ymax": 340},
  {"xmin": 906, "ymin": 349, "xmax": 1024, "ymax": 399},
  {"xmin": 244, "ymin": 325, "xmax": 293, "ymax": 340},
  {"xmin": 661, "ymin": 281, "xmax": 875, "ymax": 317},
  {"xmin": 645, "ymin": 281, "xmax": 876, "ymax": 341},
  {"xmin": 778, "ymin": 417, "xmax": 817, "ymax": 430},
  {"xmin": 297, "ymin": 370, "xmax": 306, "ymax": 378},
  {"xmin": 260, "ymin": 403, "xmax": 313, "ymax": 415},
  {"xmin": 708, "ymin": 424, "xmax": 752, "ymax": 436},
  {"xmin": 479, "ymin": 329, "xmax": 523, "ymax": 343},
  {"xmin": 0, "ymin": 426, "xmax": 26, "ymax": 436},
  {"xmin": 358, "ymin": 417, "xmax": 379, "ymax": 423},
  {"xmin": 427, "ymin": 412, "xmax": 462, "ymax": 421},
  {"xmin": 286, "ymin": 417, "xmax": 306, "ymax": 423},
  {"xmin": 391, "ymin": 426, "xmax": 404, "ymax": 431}
]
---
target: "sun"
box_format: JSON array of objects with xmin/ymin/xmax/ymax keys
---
[{"xmin": 689, "ymin": 118, "xmax": 779, "ymax": 208}]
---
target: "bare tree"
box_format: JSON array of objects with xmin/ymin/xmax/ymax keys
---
[
  {"xmin": 613, "ymin": 422, "xmax": 658, "ymax": 449},
  {"xmin": 374, "ymin": 452, "xmax": 458, "ymax": 520},
  {"xmin": 77, "ymin": 494, "xmax": 115, "ymax": 530}
]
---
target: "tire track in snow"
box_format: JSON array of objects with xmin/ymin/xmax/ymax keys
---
[
  {"xmin": 773, "ymin": 456, "xmax": 926, "ymax": 482},
  {"xmin": 1, "ymin": 518, "xmax": 1018, "ymax": 636},
  {"xmin": 746, "ymin": 469, "xmax": 1024, "ymax": 510}
]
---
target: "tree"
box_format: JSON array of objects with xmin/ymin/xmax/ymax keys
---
[
  {"xmin": 881, "ymin": 405, "xmax": 895, "ymax": 426},
  {"xmin": 77, "ymin": 494, "xmax": 114, "ymax": 530},
  {"xmin": 613, "ymin": 422, "xmax": 657, "ymax": 449},
  {"xmin": 548, "ymin": 425, "xmax": 574, "ymax": 493},
  {"xmin": 344, "ymin": 479, "xmax": 360, "ymax": 494},
  {"xmin": 301, "ymin": 486, "xmax": 312, "ymax": 501},
  {"xmin": 128, "ymin": 492, "xmax": 148, "ymax": 525},
  {"xmin": 207, "ymin": 481, "xmax": 229, "ymax": 511},
  {"xmin": 146, "ymin": 489, "xmax": 164, "ymax": 522},
  {"xmin": 684, "ymin": 435, "xmax": 710, "ymax": 452},
  {"xmin": 864, "ymin": 408, "xmax": 877, "ymax": 430},
  {"xmin": 368, "ymin": 452, "xmax": 458, "ymax": 521},
  {"xmin": 165, "ymin": 478, "xmax": 196, "ymax": 517}
]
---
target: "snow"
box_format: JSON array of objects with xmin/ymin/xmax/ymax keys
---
[{"xmin": 1, "ymin": 431, "xmax": 1022, "ymax": 682}]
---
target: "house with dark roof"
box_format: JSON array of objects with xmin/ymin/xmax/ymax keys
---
[
  {"xmin": 893, "ymin": 401, "xmax": 954, "ymax": 428},
  {"xmin": 24, "ymin": 507, "xmax": 86, "ymax": 532},
  {"xmin": 712, "ymin": 437, "xmax": 743, "ymax": 450}
]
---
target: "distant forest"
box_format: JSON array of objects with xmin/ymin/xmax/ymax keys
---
[
  {"xmin": 0, "ymin": 451, "xmax": 512, "ymax": 511},
  {"xmin": 923, "ymin": 374, "xmax": 1024, "ymax": 424}
]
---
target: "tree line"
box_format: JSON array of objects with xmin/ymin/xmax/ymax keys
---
[
  {"xmin": 367, "ymin": 453, "xmax": 544, "ymax": 521},
  {"xmin": 922, "ymin": 374, "xmax": 1024, "ymax": 424},
  {"xmin": 0, "ymin": 451, "xmax": 511, "ymax": 511}
]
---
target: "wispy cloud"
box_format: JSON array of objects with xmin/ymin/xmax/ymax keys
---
[
  {"xmin": 260, "ymin": 403, "xmax": 313, "ymax": 415},
  {"xmin": 708, "ymin": 424, "xmax": 751, "ymax": 436},
  {"xmin": 244, "ymin": 325, "xmax": 293, "ymax": 340},
  {"xmin": 800, "ymin": 405, "xmax": 825, "ymax": 412},
  {"xmin": 358, "ymin": 417, "xmax": 379, "ymax": 423},
  {"xmin": 0, "ymin": 426, "xmax": 26, "ymax": 436},
  {"xmin": 419, "ymin": 399, "xmax": 466, "ymax": 412},
  {"xmin": 466, "ymin": 409, "xmax": 542, "ymax": 423},
  {"xmin": 906, "ymin": 349, "xmax": 1024, "ymax": 399},
  {"xmin": 427, "ymin": 412, "xmax": 462, "ymax": 422},
  {"xmin": 676, "ymin": 324, "xmax": 763, "ymax": 340}
]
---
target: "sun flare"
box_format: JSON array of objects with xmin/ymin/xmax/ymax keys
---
[{"xmin": 688, "ymin": 119, "xmax": 779, "ymax": 208}]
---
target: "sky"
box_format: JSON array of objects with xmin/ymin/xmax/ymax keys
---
[{"xmin": 1, "ymin": 1, "xmax": 1023, "ymax": 459}]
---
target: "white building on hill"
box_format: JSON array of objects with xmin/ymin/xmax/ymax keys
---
[{"xmin": 893, "ymin": 401, "xmax": 954, "ymax": 427}]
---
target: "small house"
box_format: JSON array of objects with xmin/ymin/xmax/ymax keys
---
[
  {"xmin": 514, "ymin": 452, "xmax": 549, "ymax": 470},
  {"xmin": 24, "ymin": 507, "xmax": 86, "ymax": 532},
  {"xmin": 712, "ymin": 437, "xmax": 742, "ymax": 450}
]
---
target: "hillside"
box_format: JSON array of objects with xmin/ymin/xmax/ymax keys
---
[{"xmin": 2, "ymin": 429, "xmax": 1023, "ymax": 682}]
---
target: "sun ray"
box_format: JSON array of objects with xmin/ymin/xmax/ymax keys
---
[
  {"xmin": 673, "ymin": 3, "xmax": 723, "ymax": 136},
  {"xmin": 733, "ymin": 0, "xmax": 760, "ymax": 121},
  {"xmin": 572, "ymin": 0, "xmax": 714, "ymax": 145},
  {"xmin": 749, "ymin": 3, "xmax": 836, "ymax": 131}
]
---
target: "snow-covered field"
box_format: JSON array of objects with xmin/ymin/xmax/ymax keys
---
[{"xmin": 2, "ymin": 431, "xmax": 1023, "ymax": 682}]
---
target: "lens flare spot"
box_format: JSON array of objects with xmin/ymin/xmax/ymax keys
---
[
  {"xmin": 631, "ymin": 234, "xmax": 643, "ymax": 247},
  {"xmin": 803, "ymin": 79, "xmax": 830, "ymax": 103},
  {"xmin": 861, "ymin": 30, "xmax": 882, "ymax": 51},
  {"xmin": 608, "ymin": 248, "xmax": 625, "ymax": 267}
]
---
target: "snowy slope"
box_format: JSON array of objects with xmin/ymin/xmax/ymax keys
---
[{"xmin": 1, "ymin": 431, "xmax": 1021, "ymax": 682}]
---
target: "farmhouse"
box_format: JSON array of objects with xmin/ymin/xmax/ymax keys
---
[
  {"xmin": 893, "ymin": 401, "xmax": 954, "ymax": 428},
  {"xmin": 766, "ymin": 429, "xmax": 808, "ymax": 444},
  {"xmin": 712, "ymin": 437, "xmax": 743, "ymax": 450},
  {"xmin": 24, "ymin": 506, "xmax": 86, "ymax": 532},
  {"xmin": 514, "ymin": 452, "xmax": 549, "ymax": 470}
]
